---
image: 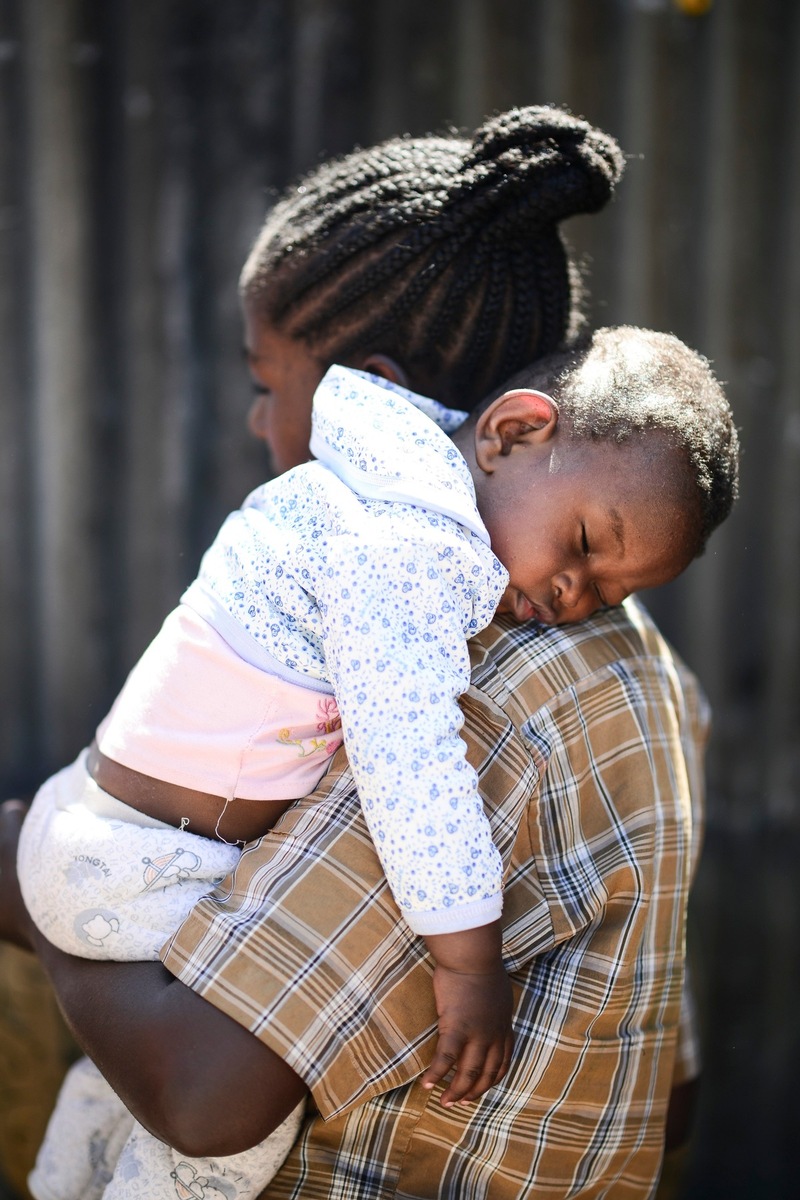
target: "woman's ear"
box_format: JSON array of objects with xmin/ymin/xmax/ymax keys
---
[
  {"xmin": 474, "ymin": 390, "xmax": 559, "ymax": 473},
  {"xmin": 356, "ymin": 354, "xmax": 411, "ymax": 389}
]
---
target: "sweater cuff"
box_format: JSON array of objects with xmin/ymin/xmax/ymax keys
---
[{"xmin": 403, "ymin": 893, "xmax": 502, "ymax": 936}]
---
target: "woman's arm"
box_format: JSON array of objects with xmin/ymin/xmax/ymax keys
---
[{"xmin": 0, "ymin": 801, "xmax": 307, "ymax": 1157}]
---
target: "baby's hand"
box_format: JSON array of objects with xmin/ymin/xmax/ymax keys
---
[{"xmin": 421, "ymin": 921, "xmax": 513, "ymax": 1106}]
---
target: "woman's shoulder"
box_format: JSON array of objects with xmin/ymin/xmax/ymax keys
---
[{"xmin": 468, "ymin": 599, "xmax": 704, "ymax": 728}]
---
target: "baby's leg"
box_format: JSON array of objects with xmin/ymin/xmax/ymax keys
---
[
  {"xmin": 103, "ymin": 1101, "xmax": 306, "ymax": 1200},
  {"xmin": 27, "ymin": 1057, "xmax": 134, "ymax": 1200}
]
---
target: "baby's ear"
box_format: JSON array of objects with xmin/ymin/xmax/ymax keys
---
[{"xmin": 474, "ymin": 389, "xmax": 559, "ymax": 471}]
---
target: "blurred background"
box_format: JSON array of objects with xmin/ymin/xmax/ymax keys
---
[{"xmin": 0, "ymin": 0, "xmax": 798, "ymax": 1196}]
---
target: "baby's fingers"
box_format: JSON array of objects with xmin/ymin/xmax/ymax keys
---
[
  {"xmin": 438, "ymin": 1042, "xmax": 491, "ymax": 1107},
  {"xmin": 446, "ymin": 1033, "xmax": 514, "ymax": 1106},
  {"xmin": 420, "ymin": 1033, "xmax": 464, "ymax": 1093}
]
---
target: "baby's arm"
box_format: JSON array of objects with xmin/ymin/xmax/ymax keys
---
[
  {"xmin": 316, "ymin": 531, "xmax": 505, "ymax": 918},
  {"xmin": 422, "ymin": 920, "xmax": 513, "ymax": 1105},
  {"xmin": 316, "ymin": 529, "xmax": 514, "ymax": 1100}
]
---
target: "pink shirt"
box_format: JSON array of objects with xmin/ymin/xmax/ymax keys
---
[{"xmin": 97, "ymin": 605, "xmax": 342, "ymax": 801}]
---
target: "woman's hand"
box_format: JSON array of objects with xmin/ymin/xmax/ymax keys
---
[{"xmin": 0, "ymin": 799, "xmax": 35, "ymax": 950}]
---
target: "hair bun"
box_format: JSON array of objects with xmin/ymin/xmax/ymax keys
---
[{"xmin": 464, "ymin": 105, "xmax": 625, "ymax": 227}]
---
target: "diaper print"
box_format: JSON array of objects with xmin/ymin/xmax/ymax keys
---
[
  {"xmin": 64, "ymin": 853, "xmax": 113, "ymax": 885},
  {"xmin": 74, "ymin": 908, "xmax": 122, "ymax": 948},
  {"xmin": 171, "ymin": 1160, "xmax": 241, "ymax": 1200},
  {"xmin": 140, "ymin": 847, "xmax": 203, "ymax": 891}
]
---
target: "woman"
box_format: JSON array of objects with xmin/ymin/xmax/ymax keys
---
[{"xmin": 2, "ymin": 105, "xmax": 707, "ymax": 1200}]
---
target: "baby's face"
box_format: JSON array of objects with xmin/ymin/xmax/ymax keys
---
[{"xmin": 479, "ymin": 435, "xmax": 695, "ymax": 626}]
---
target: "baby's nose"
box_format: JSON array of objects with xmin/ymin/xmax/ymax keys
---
[
  {"xmin": 553, "ymin": 572, "xmax": 602, "ymax": 623},
  {"xmin": 553, "ymin": 571, "xmax": 586, "ymax": 608}
]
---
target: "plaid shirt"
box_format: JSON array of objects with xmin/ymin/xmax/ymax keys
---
[{"xmin": 163, "ymin": 599, "xmax": 707, "ymax": 1199}]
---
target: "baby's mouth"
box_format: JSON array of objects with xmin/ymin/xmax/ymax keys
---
[
  {"xmin": 529, "ymin": 599, "xmax": 557, "ymax": 626},
  {"xmin": 500, "ymin": 589, "xmax": 557, "ymax": 626}
]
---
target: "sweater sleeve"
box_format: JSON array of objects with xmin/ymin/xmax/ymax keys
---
[{"xmin": 311, "ymin": 525, "xmax": 504, "ymax": 935}]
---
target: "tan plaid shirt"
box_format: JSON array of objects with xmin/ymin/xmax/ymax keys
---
[{"xmin": 163, "ymin": 599, "xmax": 707, "ymax": 1198}]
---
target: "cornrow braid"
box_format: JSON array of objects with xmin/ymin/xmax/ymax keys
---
[
  {"xmin": 241, "ymin": 106, "xmax": 625, "ymax": 410},
  {"xmin": 428, "ymin": 248, "xmax": 505, "ymax": 386}
]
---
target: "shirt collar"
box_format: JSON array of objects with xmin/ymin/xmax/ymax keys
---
[{"xmin": 308, "ymin": 366, "xmax": 488, "ymax": 544}]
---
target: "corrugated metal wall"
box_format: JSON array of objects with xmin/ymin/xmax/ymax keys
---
[{"xmin": 1, "ymin": 0, "xmax": 797, "ymax": 1195}]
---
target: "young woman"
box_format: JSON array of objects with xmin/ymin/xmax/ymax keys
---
[{"xmin": 8, "ymin": 105, "xmax": 716, "ymax": 1200}]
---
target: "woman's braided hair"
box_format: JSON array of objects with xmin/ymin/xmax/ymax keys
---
[{"xmin": 240, "ymin": 106, "xmax": 625, "ymax": 410}]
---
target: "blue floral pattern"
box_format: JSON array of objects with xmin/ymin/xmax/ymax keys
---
[{"xmin": 182, "ymin": 368, "xmax": 509, "ymax": 933}]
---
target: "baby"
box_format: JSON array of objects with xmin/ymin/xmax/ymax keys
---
[{"xmin": 19, "ymin": 325, "xmax": 738, "ymax": 1200}]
